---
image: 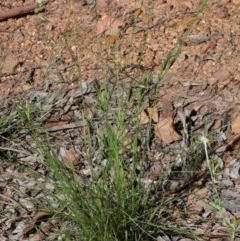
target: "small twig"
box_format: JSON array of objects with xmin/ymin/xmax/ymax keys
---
[
  {"xmin": 0, "ymin": 69, "xmax": 29, "ymax": 77},
  {"xmin": 123, "ymin": 22, "xmax": 159, "ymax": 36},
  {"xmin": 0, "ymin": 194, "xmax": 19, "ymax": 204},
  {"xmin": 0, "ymin": 200, "xmax": 16, "ymax": 206},
  {"xmin": 0, "ymin": 146, "xmax": 30, "ymax": 155},
  {"xmin": 0, "ymin": 63, "xmax": 75, "ymax": 78},
  {"xmin": 0, "ymin": 1, "xmax": 50, "ymax": 21},
  {"xmin": 45, "ymin": 122, "xmax": 85, "ymax": 132}
]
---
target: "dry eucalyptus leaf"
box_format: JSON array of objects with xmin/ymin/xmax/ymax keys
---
[
  {"xmin": 160, "ymin": 98, "xmax": 173, "ymax": 119},
  {"xmin": 147, "ymin": 107, "xmax": 158, "ymax": 122},
  {"xmin": 141, "ymin": 16, "xmax": 153, "ymax": 24},
  {"xmin": 138, "ymin": 110, "xmax": 149, "ymax": 124},
  {"xmin": 188, "ymin": 35, "xmax": 211, "ymax": 44},
  {"xmin": 62, "ymin": 151, "xmax": 82, "ymax": 168},
  {"xmin": 225, "ymin": 159, "xmax": 240, "ymax": 179},
  {"xmin": 216, "ymin": 6, "xmax": 229, "ymax": 19},
  {"xmin": 103, "ymin": 35, "xmax": 120, "ymax": 45},
  {"xmin": 95, "ymin": 14, "xmax": 121, "ymax": 35},
  {"xmin": 228, "ymin": 133, "xmax": 240, "ymax": 150},
  {"xmin": 213, "ymin": 69, "xmax": 231, "ymax": 82},
  {"xmin": 1, "ymin": 56, "xmax": 20, "ymax": 73},
  {"xmin": 148, "ymin": 162, "xmax": 163, "ymax": 181},
  {"xmin": 233, "ymin": 0, "xmax": 240, "ymax": 5},
  {"xmin": 30, "ymin": 223, "xmax": 52, "ymax": 241},
  {"xmin": 43, "ymin": 120, "xmax": 69, "ymax": 129},
  {"xmin": 154, "ymin": 117, "xmax": 181, "ymax": 144},
  {"xmin": 19, "ymin": 211, "xmax": 50, "ymax": 240},
  {"xmin": 170, "ymin": 0, "xmax": 193, "ymax": 11},
  {"xmin": 232, "ymin": 115, "xmax": 240, "ymax": 133},
  {"xmin": 211, "ymin": 119, "xmax": 222, "ymax": 130}
]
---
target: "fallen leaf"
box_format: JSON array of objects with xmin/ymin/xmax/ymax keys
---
[
  {"xmin": 0, "ymin": 83, "xmax": 12, "ymax": 98},
  {"xmin": 96, "ymin": 0, "xmax": 109, "ymax": 9},
  {"xmin": 216, "ymin": 6, "xmax": 229, "ymax": 19},
  {"xmin": 225, "ymin": 159, "xmax": 240, "ymax": 179},
  {"xmin": 1, "ymin": 188, "xmax": 12, "ymax": 202},
  {"xmin": 188, "ymin": 35, "xmax": 211, "ymax": 44},
  {"xmin": 138, "ymin": 107, "xmax": 158, "ymax": 124},
  {"xmin": 233, "ymin": 0, "xmax": 240, "ymax": 5},
  {"xmin": 160, "ymin": 98, "xmax": 173, "ymax": 119},
  {"xmin": 63, "ymin": 151, "xmax": 82, "ymax": 168},
  {"xmin": 211, "ymin": 119, "xmax": 222, "ymax": 130},
  {"xmin": 170, "ymin": 0, "xmax": 193, "ymax": 11},
  {"xmin": 228, "ymin": 133, "xmax": 240, "ymax": 150},
  {"xmin": 213, "ymin": 69, "xmax": 231, "ymax": 82},
  {"xmin": 61, "ymin": 112, "xmax": 73, "ymax": 121},
  {"xmin": 148, "ymin": 162, "xmax": 163, "ymax": 181},
  {"xmin": 43, "ymin": 120, "xmax": 69, "ymax": 129},
  {"xmin": 95, "ymin": 14, "xmax": 120, "ymax": 35},
  {"xmin": 147, "ymin": 107, "xmax": 158, "ymax": 122},
  {"xmin": 200, "ymin": 42, "xmax": 217, "ymax": 54},
  {"xmin": 1, "ymin": 56, "xmax": 19, "ymax": 73},
  {"xmin": 232, "ymin": 116, "xmax": 240, "ymax": 133},
  {"xmin": 47, "ymin": 115, "xmax": 60, "ymax": 122},
  {"xmin": 30, "ymin": 223, "xmax": 52, "ymax": 241},
  {"xmin": 154, "ymin": 117, "xmax": 181, "ymax": 144},
  {"xmin": 138, "ymin": 110, "xmax": 149, "ymax": 124},
  {"xmin": 103, "ymin": 35, "xmax": 120, "ymax": 45},
  {"xmin": 141, "ymin": 16, "xmax": 153, "ymax": 24},
  {"xmin": 19, "ymin": 211, "xmax": 50, "ymax": 240}
]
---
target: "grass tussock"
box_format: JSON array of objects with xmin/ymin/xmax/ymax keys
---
[{"xmin": 33, "ymin": 2, "xmax": 210, "ymax": 239}]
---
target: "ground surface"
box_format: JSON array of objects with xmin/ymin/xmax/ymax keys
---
[{"xmin": 0, "ymin": 0, "xmax": 240, "ymax": 240}]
